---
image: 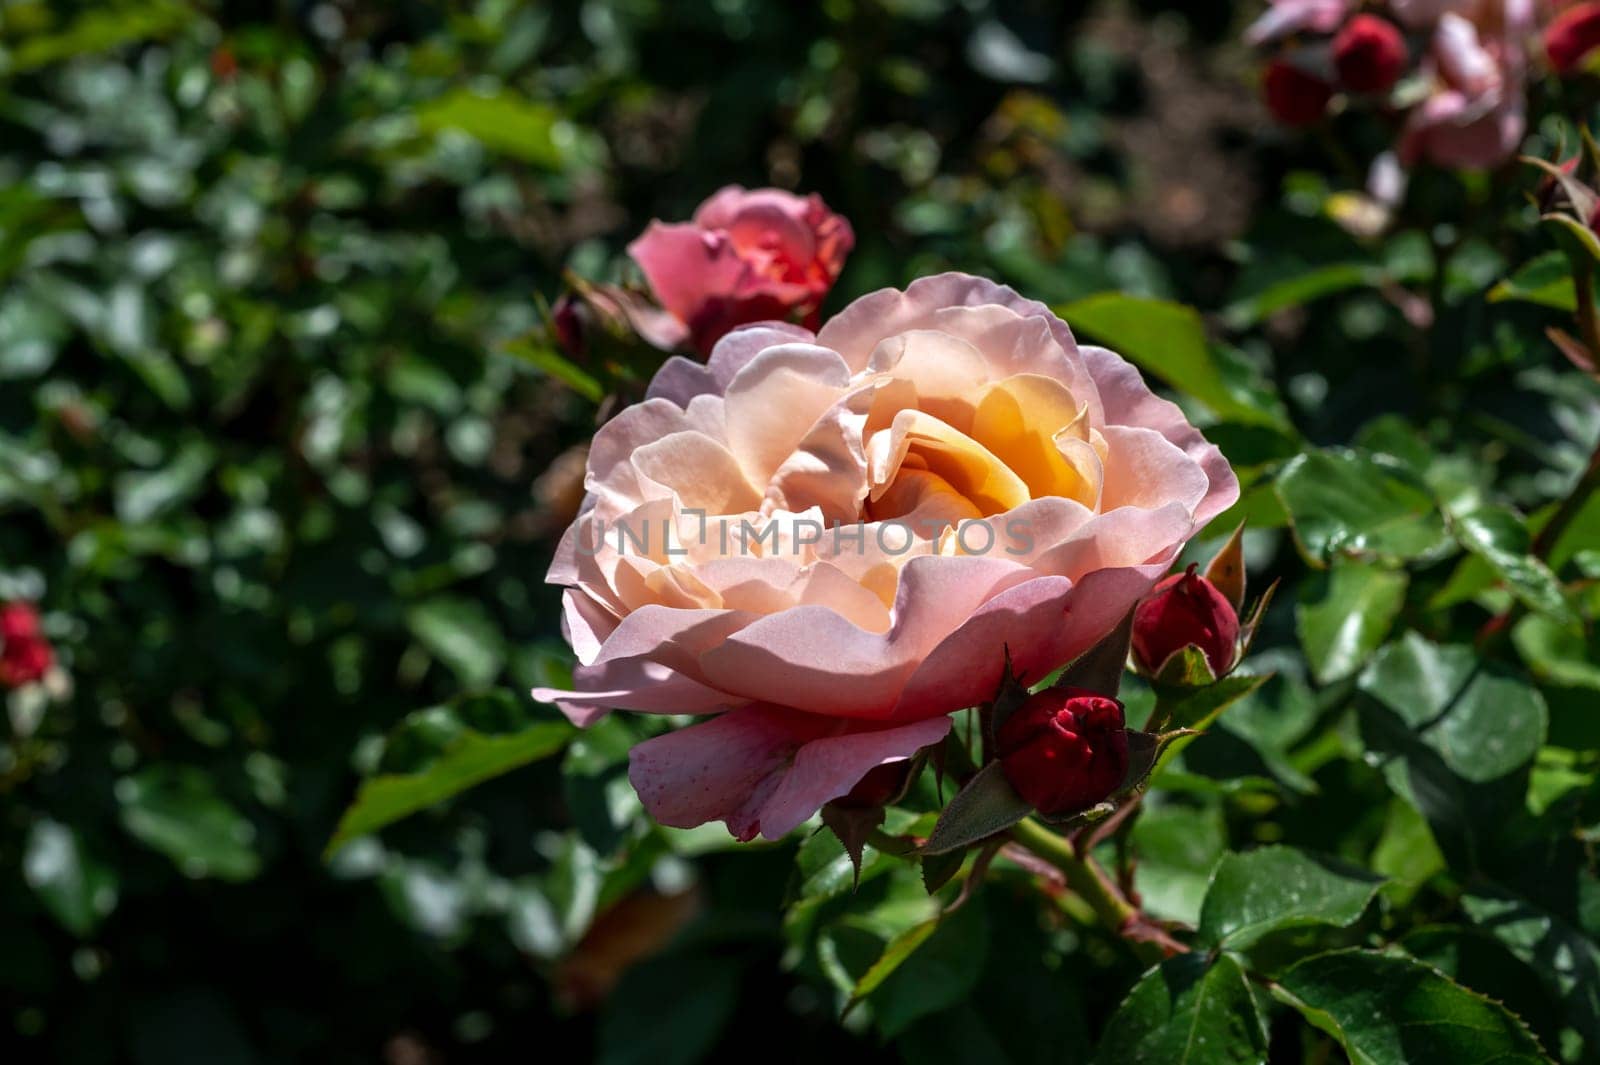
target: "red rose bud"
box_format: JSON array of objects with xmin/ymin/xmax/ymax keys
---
[
  {"xmin": 1333, "ymin": 15, "xmax": 1407, "ymax": 94},
  {"xmin": 1263, "ymin": 59, "xmax": 1333, "ymax": 127},
  {"xmin": 0, "ymin": 603, "xmax": 53, "ymax": 688},
  {"xmin": 996, "ymin": 687, "xmax": 1128, "ymax": 816},
  {"xmin": 1132, "ymin": 566, "xmax": 1241, "ymax": 678},
  {"xmin": 550, "ymin": 292, "xmax": 588, "ymax": 358},
  {"xmin": 1547, "ymin": 2, "xmax": 1600, "ymax": 75}
]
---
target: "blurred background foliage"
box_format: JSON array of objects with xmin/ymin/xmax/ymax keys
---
[{"xmin": 1, "ymin": 1, "xmax": 1598, "ymax": 1063}]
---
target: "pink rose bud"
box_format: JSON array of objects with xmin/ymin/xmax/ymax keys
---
[
  {"xmin": 1132, "ymin": 566, "xmax": 1241, "ymax": 678},
  {"xmin": 627, "ymin": 186, "xmax": 854, "ymax": 355},
  {"xmin": 1263, "ymin": 59, "xmax": 1333, "ymax": 127},
  {"xmin": 996, "ymin": 687, "xmax": 1128, "ymax": 816},
  {"xmin": 0, "ymin": 603, "xmax": 53, "ymax": 688},
  {"xmin": 1547, "ymin": 2, "xmax": 1600, "ymax": 74},
  {"xmin": 1333, "ymin": 15, "xmax": 1408, "ymax": 93}
]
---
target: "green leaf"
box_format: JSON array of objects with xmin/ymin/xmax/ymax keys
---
[
  {"xmin": 1512, "ymin": 614, "xmax": 1600, "ymax": 691},
  {"xmin": 1197, "ymin": 845, "xmax": 1384, "ymax": 950},
  {"xmin": 1487, "ymin": 251, "xmax": 1578, "ymax": 311},
  {"xmin": 1092, "ymin": 953, "xmax": 1268, "ymax": 1065},
  {"xmin": 415, "ymin": 89, "xmax": 571, "ymax": 169},
  {"xmin": 6, "ymin": 1, "xmax": 193, "ymax": 72},
  {"xmin": 1132, "ymin": 801, "xmax": 1228, "ymax": 926},
  {"xmin": 1224, "ymin": 262, "xmax": 1379, "ymax": 327},
  {"xmin": 597, "ymin": 954, "xmax": 742, "ymax": 1065},
  {"xmin": 847, "ymin": 901, "xmax": 988, "ymax": 1038},
  {"xmin": 502, "ymin": 338, "xmax": 605, "ymax": 402},
  {"xmin": 1462, "ymin": 890, "xmax": 1600, "ymax": 1049},
  {"xmin": 117, "ymin": 767, "xmax": 261, "ymax": 882},
  {"xmin": 406, "ymin": 597, "xmax": 506, "ymax": 687},
  {"xmin": 1451, "ymin": 505, "xmax": 1576, "ymax": 624},
  {"xmin": 23, "ymin": 820, "xmax": 118, "ymax": 937},
  {"xmin": 327, "ymin": 693, "xmax": 574, "ymax": 855},
  {"xmin": 1057, "ymin": 293, "xmax": 1284, "ymax": 428},
  {"xmin": 1276, "ymin": 449, "xmax": 1453, "ymax": 566},
  {"xmin": 1359, "ymin": 633, "xmax": 1547, "ymax": 783},
  {"xmin": 1149, "ymin": 672, "xmax": 1270, "ymax": 735},
  {"xmin": 1275, "ymin": 949, "xmax": 1551, "ymax": 1064},
  {"xmin": 923, "ymin": 761, "xmax": 1032, "ymax": 855},
  {"xmin": 1296, "ymin": 558, "xmax": 1408, "ymax": 684}
]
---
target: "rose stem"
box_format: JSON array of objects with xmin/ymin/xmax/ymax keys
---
[{"xmin": 1008, "ymin": 816, "xmax": 1167, "ymax": 965}]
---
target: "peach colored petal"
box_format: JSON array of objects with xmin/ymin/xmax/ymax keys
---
[
  {"xmin": 1081, "ymin": 345, "xmax": 1238, "ymax": 525},
  {"xmin": 628, "ymin": 706, "xmax": 951, "ymax": 840},
  {"xmin": 630, "ymin": 431, "xmax": 763, "ymax": 515},
  {"xmin": 645, "ymin": 322, "xmax": 816, "ymax": 406},
  {"xmin": 722, "ymin": 342, "xmax": 854, "ymax": 485}
]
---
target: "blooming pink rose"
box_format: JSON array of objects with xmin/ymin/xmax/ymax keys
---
[
  {"xmin": 1399, "ymin": 4, "xmax": 1533, "ymax": 168},
  {"xmin": 627, "ymin": 186, "xmax": 854, "ymax": 356},
  {"xmin": 1246, "ymin": 0, "xmax": 1354, "ymax": 45},
  {"xmin": 533, "ymin": 274, "xmax": 1238, "ymax": 840}
]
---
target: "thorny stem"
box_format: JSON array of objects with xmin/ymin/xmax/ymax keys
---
[
  {"xmin": 1009, "ymin": 816, "xmax": 1169, "ymax": 966},
  {"xmin": 1532, "ymin": 440, "xmax": 1600, "ymax": 563}
]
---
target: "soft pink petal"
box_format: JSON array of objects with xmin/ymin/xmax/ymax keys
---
[
  {"xmin": 722, "ymin": 342, "xmax": 854, "ymax": 484},
  {"xmin": 627, "ymin": 222, "xmax": 749, "ymax": 324},
  {"xmin": 1080, "ymin": 345, "xmax": 1239, "ymax": 526},
  {"xmin": 533, "ymin": 659, "xmax": 738, "ymax": 727},
  {"xmin": 892, "ymin": 564, "xmax": 1166, "ymax": 719},
  {"xmin": 644, "ymin": 322, "xmax": 816, "ymax": 406},
  {"xmin": 628, "ymin": 705, "xmax": 952, "ymax": 839},
  {"xmin": 696, "ymin": 554, "xmax": 1033, "ymax": 717}
]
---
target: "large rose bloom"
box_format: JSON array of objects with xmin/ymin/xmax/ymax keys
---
[{"xmin": 533, "ymin": 274, "xmax": 1238, "ymax": 840}]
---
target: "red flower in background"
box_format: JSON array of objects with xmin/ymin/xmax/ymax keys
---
[
  {"xmin": 0, "ymin": 603, "xmax": 53, "ymax": 688},
  {"xmin": 628, "ymin": 186, "xmax": 854, "ymax": 355},
  {"xmin": 1263, "ymin": 59, "xmax": 1335, "ymax": 126},
  {"xmin": 1547, "ymin": 2, "xmax": 1600, "ymax": 73},
  {"xmin": 1334, "ymin": 15, "xmax": 1409, "ymax": 93}
]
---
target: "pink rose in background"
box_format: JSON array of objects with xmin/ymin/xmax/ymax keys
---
[
  {"xmin": 532, "ymin": 273, "xmax": 1237, "ymax": 840},
  {"xmin": 627, "ymin": 186, "xmax": 854, "ymax": 356},
  {"xmin": 1249, "ymin": 0, "xmax": 1536, "ymax": 171},
  {"xmin": 1246, "ymin": 0, "xmax": 1353, "ymax": 45},
  {"xmin": 1546, "ymin": 1, "xmax": 1600, "ymax": 72},
  {"xmin": 1399, "ymin": 4, "xmax": 1533, "ymax": 169}
]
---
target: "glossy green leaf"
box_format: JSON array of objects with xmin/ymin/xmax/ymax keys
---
[
  {"xmin": 118, "ymin": 767, "xmax": 261, "ymax": 882},
  {"xmin": 848, "ymin": 901, "xmax": 988, "ymax": 1038},
  {"xmin": 1058, "ymin": 293, "xmax": 1284, "ymax": 428},
  {"xmin": 1092, "ymin": 953, "xmax": 1267, "ymax": 1065},
  {"xmin": 415, "ymin": 89, "xmax": 569, "ymax": 168},
  {"xmin": 1224, "ymin": 261, "xmax": 1378, "ymax": 327},
  {"xmin": 1276, "ymin": 449, "xmax": 1452, "ymax": 565},
  {"xmin": 406, "ymin": 597, "xmax": 506, "ymax": 687},
  {"xmin": 23, "ymin": 820, "xmax": 119, "ymax": 937},
  {"xmin": 1197, "ymin": 845, "xmax": 1384, "ymax": 950},
  {"xmin": 1275, "ymin": 949, "xmax": 1551, "ymax": 1065},
  {"xmin": 1487, "ymin": 251, "xmax": 1578, "ymax": 311},
  {"xmin": 1512, "ymin": 614, "xmax": 1600, "ymax": 690},
  {"xmin": 1451, "ymin": 505, "xmax": 1576, "ymax": 624},
  {"xmin": 1359, "ymin": 633, "xmax": 1547, "ymax": 782},
  {"xmin": 1296, "ymin": 558, "xmax": 1408, "ymax": 684},
  {"xmin": 1463, "ymin": 890, "xmax": 1600, "ymax": 1049},
  {"xmin": 327, "ymin": 694, "xmax": 574, "ymax": 854}
]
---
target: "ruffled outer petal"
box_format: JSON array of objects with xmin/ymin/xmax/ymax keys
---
[{"xmin": 628, "ymin": 706, "xmax": 952, "ymax": 840}]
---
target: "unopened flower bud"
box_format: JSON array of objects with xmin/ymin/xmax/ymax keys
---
[
  {"xmin": 1547, "ymin": 2, "xmax": 1600, "ymax": 75},
  {"xmin": 1263, "ymin": 59, "xmax": 1333, "ymax": 127},
  {"xmin": 996, "ymin": 688, "xmax": 1128, "ymax": 816},
  {"xmin": 1333, "ymin": 15, "xmax": 1407, "ymax": 94},
  {"xmin": 1132, "ymin": 566, "xmax": 1241, "ymax": 678}
]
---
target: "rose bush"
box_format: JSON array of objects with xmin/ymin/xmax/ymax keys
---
[{"xmin": 534, "ymin": 273, "xmax": 1236, "ymax": 839}]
